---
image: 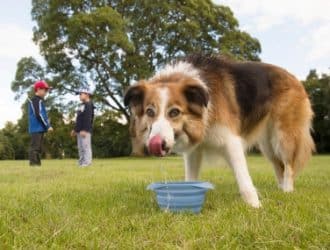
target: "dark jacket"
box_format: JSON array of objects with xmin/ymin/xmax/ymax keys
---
[
  {"xmin": 74, "ymin": 101, "xmax": 94, "ymax": 133},
  {"xmin": 28, "ymin": 96, "xmax": 50, "ymax": 134}
]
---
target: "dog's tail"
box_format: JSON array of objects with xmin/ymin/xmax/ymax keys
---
[{"xmin": 292, "ymin": 100, "xmax": 315, "ymax": 174}]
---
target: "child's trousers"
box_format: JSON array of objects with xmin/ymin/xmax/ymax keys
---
[
  {"xmin": 77, "ymin": 132, "xmax": 92, "ymax": 166},
  {"xmin": 29, "ymin": 132, "xmax": 44, "ymax": 166}
]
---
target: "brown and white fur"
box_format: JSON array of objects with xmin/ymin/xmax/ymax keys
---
[{"xmin": 124, "ymin": 54, "xmax": 314, "ymax": 208}]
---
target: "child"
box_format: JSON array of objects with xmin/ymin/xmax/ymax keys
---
[
  {"xmin": 71, "ymin": 88, "xmax": 94, "ymax": 167},
  {"xmin": 28, "ymin": 80, "xmax": 53, "ymax": 166}
]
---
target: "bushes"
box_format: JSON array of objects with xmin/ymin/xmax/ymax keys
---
[
  {"xmin": 0, "ymin": 133, "xmax": 15, "ymax": 160},
  {"xmin": 92, "ymin": 111, "xmax": 131, "ymax": 157},
  {"xmin": 303, "ymin": 70, "xmax": 330, "ymax": 153}
]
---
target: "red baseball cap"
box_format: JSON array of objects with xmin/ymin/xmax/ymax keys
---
[{"xmin": 33, "ymin": 80, "xmax": 51, "ymax": 92}]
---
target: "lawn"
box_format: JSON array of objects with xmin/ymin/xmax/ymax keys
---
[{"xmin": 0, "ymin": 155, "xmax": 329, "ymax": 249}]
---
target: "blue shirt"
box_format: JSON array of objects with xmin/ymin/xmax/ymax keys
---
[{"xmin": 28, "ymin": 96, "xmax": 50, "ymax": 134}]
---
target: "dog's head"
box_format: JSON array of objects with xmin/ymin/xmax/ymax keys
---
[{"xmin": 124, "ymin": 75, "xmax": 209, "ymax": 156}]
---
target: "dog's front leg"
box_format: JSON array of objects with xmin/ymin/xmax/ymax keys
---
[
  {"xmin": 183, "ymin": 147, "xmax": 202, "ymax": 181},
  {"xmin": 223, "ymin": 134, "xmax": 261, "ymax": 208}
]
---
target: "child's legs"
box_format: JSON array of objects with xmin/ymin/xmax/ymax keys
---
[
  {"xmin": 29, "ymin": 132, "xmax": 43, "ymax": 166},
  {"xmin": 81, "ymin": 133, "xmax": 92, "ymax": 166},
  {"xmin": 77, "ymin": 134, "xmax": 85, "ymax": 166}
]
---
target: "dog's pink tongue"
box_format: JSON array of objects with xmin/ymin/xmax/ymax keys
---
[{"xmin": 149, "ymin": 135, "xmax": 165, "ymax": 157}]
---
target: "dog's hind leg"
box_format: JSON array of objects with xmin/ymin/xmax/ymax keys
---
[
  {"xmin": 259, "ymin": 136, "xmax": 285, "ymax": 188},
  {"xmin": 262, "ymin": 127, "xmax": 295, "ymax": 192},
  {"xmin": 268, "ymin": 128, "xmax": 311, "ymax": 193},
  {"xmin": 183, "ymin": 147, "xmax": 203, "ymax": 181},
  {"xmin": 268, "ymin": 87, "xmax": 314, "ymax": 192},
  {"xmin": 223, "ymin": 132, "xmax": 260, "ymax": 208},
  {"xmin": 269, "ymin": 121, "xmax": 313, "ymax": 192}
]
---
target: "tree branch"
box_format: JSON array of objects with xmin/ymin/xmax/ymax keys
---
[{"xmin": 77, "ymin": 49, "xmax": 130, "ymax": 121}]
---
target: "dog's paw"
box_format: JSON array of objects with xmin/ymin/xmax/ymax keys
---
[
  {"xmin": 281, "ymin": 183, "xmax": 294, "ymax": 192},
  {"xmin": 241, "ymin": 189, "xmax": 261, "ymax": 208}
]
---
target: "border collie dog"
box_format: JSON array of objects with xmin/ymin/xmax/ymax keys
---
[{"xmin": 124, "ymin": 54, "xmax": 314, "ymax": 208}]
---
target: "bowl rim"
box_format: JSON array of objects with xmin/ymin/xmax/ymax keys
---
[{"xmin": 147, "ymin": 181, "xmax": 214, "ymax": 190}]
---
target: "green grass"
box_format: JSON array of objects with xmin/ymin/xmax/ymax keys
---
[{"xmin": 0, "ymin": 156, "xmax": 329, "ymax": 249}]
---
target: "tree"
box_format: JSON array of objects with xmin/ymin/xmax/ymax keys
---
[
  {"xmin": 303, "ymin": 70, "xmax": 330, "ymax": 153},
  {"xmin": 43, "ymin": 108, "xmax": 76, "ymax": 159},
  {"xmin": 11, "ymin": 57, "xmax": 46, "ymax": 100},
  {"xmin": 13, "ymin": 0, "xmax": 261, "ymax": 155}
]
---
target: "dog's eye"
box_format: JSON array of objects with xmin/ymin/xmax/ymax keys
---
[
  {"xmin": 169, "ymin": 108, "xmax": 181, "ymax": 118},
  {"xmin": 146, "ymin": 108, "xmax": 155, "ymax": 118}
]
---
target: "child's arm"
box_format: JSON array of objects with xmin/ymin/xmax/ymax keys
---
[
  {"xmin": 81, "ymin": 102, "xmax": 93, "ymax": 132},
  {"xmin": 31, "ymin": 98, "xmax": 49, "ymax": 130}
]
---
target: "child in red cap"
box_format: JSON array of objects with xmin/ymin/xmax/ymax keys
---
[{"xmin": 27, "ymin": 81, "xmax": 53, "ymax": 166}]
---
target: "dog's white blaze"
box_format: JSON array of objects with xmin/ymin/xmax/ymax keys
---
[{"xmin": 148, "ymin": 88, "xmax": 175, "ymax": 147}]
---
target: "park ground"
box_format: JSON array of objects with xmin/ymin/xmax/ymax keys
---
[{"xmin": 0, "ymin": 155, "xmax": 329, "ymax": 249}]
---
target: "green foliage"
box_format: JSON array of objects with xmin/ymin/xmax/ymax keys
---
[
  {"xmin": 43, "ymin": 108, "xmax": 77, "ymax": 159},
  {"xmin": 11, "ymin": 57, "xmax": 46, "ymax": 100},
  {"xmin": 92, "ymin": 111, "xmax": 131, "ymax": 157},
  {"xmin": 0, "ymin": 156, "xmax": 329, "ymax": 248},
  {"xmin": 303, "ymin": 70, "xmax": 330, "ymax": 153},
  {"xmin": 0, "ymin": 132, "xmax": 15, "ymax": 160},
  {"xmin": 0, "ymin": 122, "xmax": 26, "ymax": 159}
]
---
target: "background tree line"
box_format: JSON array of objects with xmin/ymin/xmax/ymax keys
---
[
  {"xmin": 1, "ymin": 0, "xmax": 329, "ymax": 159},
  {"xmin": 1, "ymin": 69, "xmax": 329, "ymax": 160}
]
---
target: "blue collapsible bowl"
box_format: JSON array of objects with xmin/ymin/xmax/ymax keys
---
[{"xmin": 147, "ymin": 181, "xmax": 214, "ymax": 213}]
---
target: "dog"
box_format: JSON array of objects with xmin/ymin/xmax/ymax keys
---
[{"xmin": 124, "ymin": 54, "xmax": 314, "ymax": 208}]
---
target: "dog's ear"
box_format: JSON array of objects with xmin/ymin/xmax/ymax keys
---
[
  {"xmin": 124, "ymin": 83, "xmax": 145, "ymax": 116},
  {"xmin": 184, "ymin": 84, "xmax": 209, "ymax": 115},
  {"xmin": 184, "ymin": 84, "xmax": 209, "ymax": 107}
]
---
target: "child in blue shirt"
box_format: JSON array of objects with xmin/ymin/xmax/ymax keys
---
[{"xmin": 28, "ymin": 81, "xmax": 53, "ymax": 166}]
